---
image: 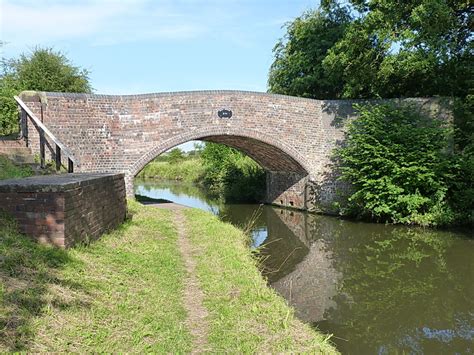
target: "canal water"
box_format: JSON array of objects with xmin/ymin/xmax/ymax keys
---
[{"xmin": 135, "ymin": 179, "xmax": 474, "ymax": 354}]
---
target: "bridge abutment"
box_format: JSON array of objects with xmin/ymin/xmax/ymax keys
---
[{"xmin": 265, "ymin": 171, "xmax": 308, "ymax": 210}]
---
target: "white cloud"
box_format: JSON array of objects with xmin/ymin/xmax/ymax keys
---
[{"xmin": 0, "ymin": 0, "xmax": 209, "ymax": 48}]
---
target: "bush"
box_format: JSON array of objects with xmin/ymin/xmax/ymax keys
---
[
  {"xmin": 201, "ymin": 143, "xmax": 265, "ymax": 202},
  {"xmin": 336, "ymin": 103, "xmax": 457, "ymax": 226}
]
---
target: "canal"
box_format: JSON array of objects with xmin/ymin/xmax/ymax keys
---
[{"xmin": 135, "ymin": 179, "xmax": 474, "ymax": 354}]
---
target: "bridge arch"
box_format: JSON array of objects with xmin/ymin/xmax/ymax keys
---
[{"xmin": 130, "ymin": 127, "xmax": 311, "ymax": 179}]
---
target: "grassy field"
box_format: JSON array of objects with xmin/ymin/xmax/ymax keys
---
[
  {"xmin": 137, "ymin": 158, "xmax": 205, "ymax": 182},
  {"xmin": 0, "ymin": 200, "xmax": 337, "ymax": 353}
]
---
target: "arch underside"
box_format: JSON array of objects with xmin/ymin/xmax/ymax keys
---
[
  {"xmin": 202, "ymin": 135, "xmax": 307, "ymax": 174},
  {"xmin": 130, "ymin": 127, "xmax": 311, "ymax": 179}
]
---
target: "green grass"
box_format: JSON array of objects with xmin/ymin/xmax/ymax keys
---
[
  {"xmin": 184, "ymin": 208, "xmax": 337, "ymax": 353},
  {"xmin": 0, "ymin": 155, "xmax": 33, "ymax": 180},
  {"xmin": 0, "ymin": 201, "xmax": 192, "ymax": 352},
  {"xmin": 0, "ymin": 200, "xmax": 337, "ymax": 353},
  {"xmin": 137, "ymin": 158, "xmax": 205, "ymax": 182}
]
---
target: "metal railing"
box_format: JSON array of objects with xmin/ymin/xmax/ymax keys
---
[{"xmin": 14, "ymin": 95, "xmax": 79, "ymax": 173}]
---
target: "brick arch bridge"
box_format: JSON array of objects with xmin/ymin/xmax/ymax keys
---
[{"xmin": 19, "ymin": 90, "xmax": 440, "ymax": 211}]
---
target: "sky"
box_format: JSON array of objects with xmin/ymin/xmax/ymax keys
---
[{"xmin": 1, "ymin": 0, "xmax": 319, "ymax": 150}]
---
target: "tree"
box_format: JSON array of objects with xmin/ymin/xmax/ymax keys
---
[
  {"xmin": 322, "ymin": 0, "xmax": 473, "ymax": 99},
  {"xmin": 0, "ymin": 47, "xmax": 92, "ymax": 135},
  {"xmin": 166, "ymin": 148, "xmax": 185, "ymax": 164},
  {"xmin": 270, "ymin": 0, "xmax": 472, "ymax": 100},
  {"xmin": 268, "ymin": 5, "xmax": 352, "ymax": 99}
]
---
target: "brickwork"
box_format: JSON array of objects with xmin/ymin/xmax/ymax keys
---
[
  {"xmin": 0, "ymin": 173, "xmax": 126, "ymax": 248},
  {"xmin": 19, "ymin": 91, "xmax": 447, "ymax": 211}
]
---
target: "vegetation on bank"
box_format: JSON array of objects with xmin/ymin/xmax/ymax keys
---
[
  {"xmin": 0, "ymin": 155, "xmax": 33, "ymax": 180},
  {"xmin": 336, "ymin": 104, "xmax": 473, "ymax": 226},
  {"xmin": 138, "ymin": 143, "xmax": 266, "ymax": 203},
  {"xmin": 200, "ymin": 142, "xmax": 266, "ymax": 202},
  {"xmin": 0, "ymin": 200, "xmax": 336, "ymax": 353},
  {"xmin": 137, "ymin": 158, "xmax": 205, "ymax": 182}
]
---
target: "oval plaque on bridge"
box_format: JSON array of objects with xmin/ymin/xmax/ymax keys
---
[{"xmin": 218, "ymin": 109, "xmax": 232, "ymax": 118}]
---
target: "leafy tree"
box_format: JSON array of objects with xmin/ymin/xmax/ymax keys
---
[
  {"xmin": 271, "ymin": 1, "xmax": 472, "ymax": 100},
  {"xmin": 323, "ymin": 0, "xmax": 472, "ymax": 99},
  {"xmin": 0, "ymin": 47, "xmax": 92, "ymax": 135},
  {"xmin": 166, "ymin": 148, "xmax": 185, "ymax": 164},
  {"xmin": 336, "ymin": 104, "xmax": 457, "ymax": 226},
  {"xmin": 14, "ymin": 47, "xmax": 92, "ymax": 93},
  {"xmin": 0, "ymin": 59, "xmax": 21, "ymax": 135},
  {"xmin": 268, "ymin": 5, "xmax": 352, "ymax": 98}
]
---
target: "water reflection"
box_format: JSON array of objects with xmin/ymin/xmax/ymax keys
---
[{"xmin": 135, "ymin": 179, "xmax": 474, "ymax": 354}]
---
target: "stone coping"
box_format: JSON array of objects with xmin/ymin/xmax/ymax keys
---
[
  {"xmin": 21, "ymin": 89, "xmax": 322, "ymax": 103},
  {"xmin": 20, "ymin": 90, "xmax": 443, "ymax": 108},
  {"xmin": 0, "ymin": 173, "xmax": 124, "ymax": 193}
]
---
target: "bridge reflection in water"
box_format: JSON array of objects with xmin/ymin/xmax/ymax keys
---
[{"xmin": 135, "ymin": 180, "xmax": 474, "ymax": 355}]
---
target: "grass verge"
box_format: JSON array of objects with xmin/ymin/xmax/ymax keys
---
[
  {"xmin": 0, "ymin": 201, "xmax": 192, "ymax": 352},
  {"xmin": 0, "ymin": 155, "xmax": 33, "ymax": 180},
  {"xmin": 183, "ymin": 208, "xmax": 337, "ymax": 353}
]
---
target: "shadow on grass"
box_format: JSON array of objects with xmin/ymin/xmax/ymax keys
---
[
  {"xmin": 0, "ymin": 211, "xmax": 88, "ymax": 351},
  {"xmin": 135, "ymin": 194, "xmax": 174, "ymax": 205}
]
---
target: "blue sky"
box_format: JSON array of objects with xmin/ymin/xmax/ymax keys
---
[{"xmin": 1, "ymin": 0, "xmax": 319, "ymax": 149}]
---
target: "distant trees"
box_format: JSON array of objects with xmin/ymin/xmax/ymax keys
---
[
  {"xmin": 0, "ymin": 46, "xmax": 92, "ymax": 135},
  {"xmin": 167, "ymin": 148, "xmax": 185, "ymax": 164}
]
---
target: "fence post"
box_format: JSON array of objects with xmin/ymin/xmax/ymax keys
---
[
  {"xmin": 68, "ymin": 158, "xmax": 74, "ymax": 173},
  {"xmin": 20, "ymin": 109, "xmax": 28, "ymax": 146},
  {"xmin": 55, "ymin": 145, "xmax": 61, "ymax": 171},
  {"xmin": 39, "ymin": 130, "xmax": 45, "ymax": 169}
]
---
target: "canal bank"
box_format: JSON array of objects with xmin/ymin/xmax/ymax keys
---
[
  {"xmin": 0, "ymin": 198, "xmax": 336, "ymax": 353},
  {"xmin": 135, "ymin": 179, "xmax": 474, "ymax": 354}
]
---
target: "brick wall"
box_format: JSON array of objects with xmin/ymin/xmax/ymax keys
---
[
  {"xmin": 0, "ymin": 173, "xmax": 126, "ymax": 248},
  {"xmin": 19, "ymin": 91, "xmax": 449, "ymax": 211}
]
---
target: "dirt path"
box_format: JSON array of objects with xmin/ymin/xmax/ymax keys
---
[{"xmin": 172, "ymin": 208, "xmax": 209, "ymax": 354}]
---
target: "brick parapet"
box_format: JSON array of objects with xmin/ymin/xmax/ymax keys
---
[{"xmin": 0, "ymin": 173, "xmax": 126, "ymax": 248}]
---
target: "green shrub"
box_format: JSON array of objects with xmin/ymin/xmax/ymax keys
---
[
  {"xmin": 201, "ymin": 143, "xmax": 265, "ymax": 203},
  {"xmin": 336, "ymin": 103, "xmax": 457, "ymax": 226}
]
